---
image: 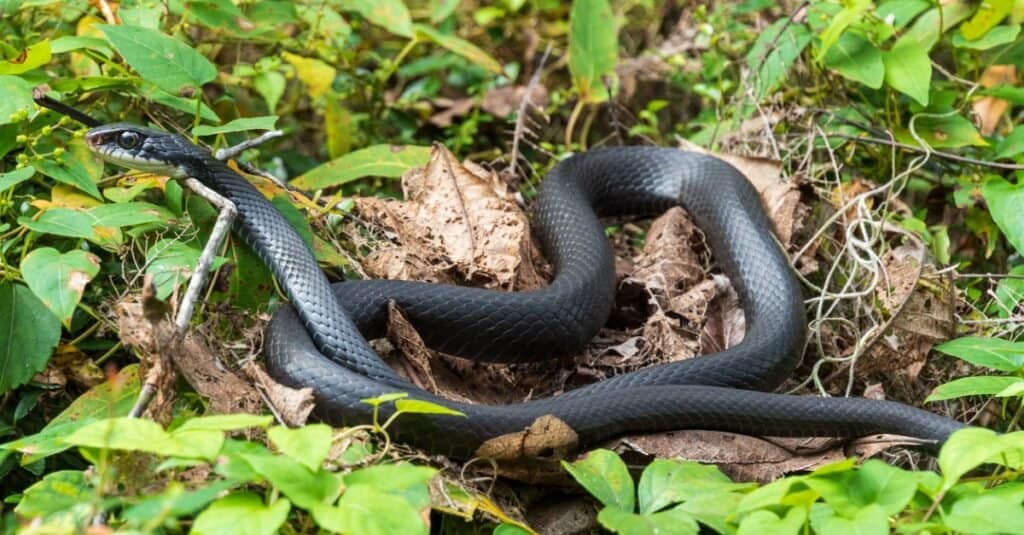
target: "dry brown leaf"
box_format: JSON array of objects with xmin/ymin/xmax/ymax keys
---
[
  {"xmin": 429, "ymin": 98, "xmax": 476, "ymax": 127},
  {"xmin": 700, "ymin": 276, "xmax": 746, "ymax": 354},
  {"xmin": 482, "ymin": 84, "xmax": 549, "ymax": 118},
  {"xmin": 387, "ymin": 301, "xmax": 440, "ymax": 394},
  {"xmin": 973, "ymin": 65, "xmax": 1016, "ymax": 135},
  {"xmin": 356, "ymin": 145, "xmax": 548, "ymax": 290},
  {"xmin": 628, "ymin": 207, "xmax": 704, "ymax": 299},
  {"xmin": 609, "ymin": 431, "xmax": 847, "ymax": 482},
  {"xmin": 244, "ymin": 362, "xmax": 315, "ymax": 427}
]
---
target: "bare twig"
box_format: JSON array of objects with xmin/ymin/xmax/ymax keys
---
[
  {"xmin": 831, "ymin": 134, "xmax": 1024, "ymax": 171},
  {"xmin": 508, "ymin": 42, "xmax": 552, "ymax": 179}
]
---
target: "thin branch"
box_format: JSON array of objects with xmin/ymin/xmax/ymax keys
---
[
  {"xmin": 831, "ymin": 133, "xmax": 1024, "ymax": 170},
  {"xmin": 508, "ymin": 42, "xmax": 552, "ymax": 178}
]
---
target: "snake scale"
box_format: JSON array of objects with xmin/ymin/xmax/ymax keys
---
[{"xmin": 85, "ymin": 123, "xmax": 966, "ymax": 459}]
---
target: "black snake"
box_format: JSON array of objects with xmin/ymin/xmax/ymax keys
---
[{"xmin": 85, "ymin": 123, "xmax": 966, "ymax": 459}]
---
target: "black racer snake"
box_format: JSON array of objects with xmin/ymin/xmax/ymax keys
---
[{"xmin": 85, "ymin": 123, "xmax": 966, "ymax": 459}]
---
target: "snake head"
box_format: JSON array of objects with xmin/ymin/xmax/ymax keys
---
[{"xmin": 85, "ymin": 123, "xmax": 210, "ymax": 178}]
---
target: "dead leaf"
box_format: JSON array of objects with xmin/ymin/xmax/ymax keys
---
[
  {"xmin": 973, "ymin": 65, "xmax": 1016, "ymax": 135},
  {"xmin": 387, "ymin": 301, "xmax": 440, "ymax": 393},
  {"xmin": 429, "ymin": 98, "xmax": 476, "ymax": 127},
  {"xmin": 609, "ymin": 431, "xmax": 847, "ymax": 483},
  {"xmin": 244, "ymin": 362, "xmax": 315, "ymax": 427},
  {"xmin": 482, "ymin": 84, "xmax": 549, "ymax": 118}
]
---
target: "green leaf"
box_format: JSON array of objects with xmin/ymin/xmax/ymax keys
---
[
  {"xmin": 414, "ymin": 24, "xmax": 502, "ymax": 74},
  {"xmin": 899, "ymin": 113, "xmax": 986, "ymax": 149},
  {"xmin": 0, "ymin": 282, "xmax": 60, "ymax": 394},
  {"xmin": 311, "ymin": 486, "xmax": 427, "ymax": 535},
  {"xmin": 996, "ymin": 380, "xmax": 1024, "ymax": 397},
  {"xmin": 926, "ymin": 376, "xmax": 1024, "ymax": 401},
  {"xmin": 37, "ymin": 158, "xmax": 102, "ymax": 199},
  {"xmin": 0, "ymin": 40, "xmax": 51, "ymax": 75},
  {"xmin": 394, "ymin": 398, "xmax": 466, "ymax": 417},
  {"xmin": 637, "ymin": 459, "xmax": 744, "ymax": 513},
  {"xmin": 123, "ymin": 481, "xmax": 237, "ymax": 527},
  {"xmin": 982, "ymin": 177, "xmax": 1024, "ymax": 255},
  {"xmin": 192, "ymin": 115, "xmax": 279, "ymax": 136},
  {"xmin": 944, "ymin": 490, "xmax": 1024, "ymax": 533},
  {"xmin": 745, "ymin": 18, "xmax": 811, "ymax": 100},
  {"xmin": 806, "ymin": 460, "xmax": 918, "ymax": 516},
  {"xmin": 145, "ymin": 239, "xmax": 222, "ymax": 300},
  {"xmin": 961, "ymin": 0, "xmax": 1014, "ymax": 40},
  {"xmin": 939, "ymin": 428, "xmax": 1019, "ymax": 490},
  {"xmin": 822, "ymin": 32, "xmax": 884, "ymax": 89},
  {"xmin": 18, "ymin": 209, "xmax": 104, "ymax": 244},
  {"xmin": 98, "ymin": 24, "xmax": 217, "ymax": 95},
  {"xmin": 568, "ymin": 0, "xmax": 619, "ymax": 103},
  {"xmin": 0, "ymin": 75, "xmax": 34, "ymax": 125},
  {"xmin": 63, "ymin": 416, "xmax": 172, "ymax": 453},
  {"xmin": 430, "ymin": 0, "xmax": 460, "ymax": 22},
  {"xmin": 996, "ymin": 125, "xmax": 1024, "ymax": 160},
  {"xmin": 253, "ymin": 71, "xmax": 285, "ymax": 112},
  {"xmin": 293, "ymin": 144, "xmax": 431, "ymax": 190},
  {"xmin": 241, "ymin": 453, "xmax": 343, "ymax": 510},
  {"xmin": 953, "ymin": 24, "xmax": 1021, "ymax": 49},
  {"xmin": 50, "ymin": 35, "xmax": 113, "ymax": 56},
  {"xmin": 192, "ymin": 492, "xmax": 290, "ymax": 535},
  {"xmin": 20, "ymin": 248, "xmax": 100, "ymax": 326},
  {"xmin": 675, "ymin": 492, "xmax": 745, "ymax": 535},
  {"xmin": 875, "ymin": 0, "xmax": 931, "ymax": 30},
  {"xmin": 817, "ymin": 0, "xmax": 871, "ymax": 60},
  {"xmin": 343, "ymin": 0, "xmax": 413, "ymax": 37},
  {"xmin": 902, "ymin": 2, "xmax": 975, "ymax": 50},
  {"xmin": 597, "ymin": 506, "xmax": 700, "ymax": 535},
  {"xmin": 13, "ymin": 470, "xmax": 90, "ymax": 519},
  {"xmin": 361, "ymin": 392, "xmax": 409, "ymax": 407},
  {"xmin": 936, "ymin": 336, "xmax": 1024, "ymax": 372},
  {"xmin": 90, "ymin": 202, "xmax": 174, "ymax": 227},
  {"xmin": 737, "ymin": 507, "xmax": 807, "ymax": 535},
  {"xmin": 808, "ymin": 502, "xmax": 889, "ymax": 535},
  {"xmin": 562, "ymin": 448, "xmax": 636, "ymax": 512},
  {"xmin": 883, "ymin": 37, "xmax": 932, "ymax": 105},
  {"xmin": 267, "ymin": 424, "xmax": 333, "ymax": 471},
  {"xmin": 344, "ymin": 463, "xmax": 437, "ymax": 510},
  {"xmin": 0, "ymin": 166, "xmax": 36, "ymax": 193},
  {"xmin": 991, "ymin": 266, "xmax": 1024, "ymax": 318}
]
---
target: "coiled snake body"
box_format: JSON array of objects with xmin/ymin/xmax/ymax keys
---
[{"xmin": 86, "ymin": 123, "xmax": 966, "ymax": 459}]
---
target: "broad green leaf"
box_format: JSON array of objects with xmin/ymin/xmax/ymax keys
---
[
  {"xmin": 281, "ymin": 51, "xmax": 335, "ymax": 99},
  {"xmin": 637, "ymin": 459, "xmax": 745, "ymax": 514},
  {"xmin": 144, "ymin": 239, "xmax": 226, "ymax": 300},
  {"xmin": 961, "ymin": 0, "xmax": 1014, "ymax": 40},
  {"xmin": 253, "ymin": 71, "xmax": 285, "ymax": 112},
  {"xmin": 996, "ymin": 125, "xmax": 1024, "ymax": 159},
  {"xmin": 822, "ymin": 31, "xmax": 884, "ymax": 89},
  {"xmin": 394, "ymin": 398, "xmax": 465, "ymax": 417},
  {"xmin": 991, "ymin": 265, "xmax": 1024, "ymax": 318},
  {"xmin": 936, "ymin": 335, "xmax": 1024, "ymax": 371},
  {"xmin": 241, "ymin": 453, "xmax": 343, "ymax": 510},
  {"xmin": 985, "ymin": 84, "xmax": 1024, "ymax": 104},
  {"xmin": 50, "ymin": 35, "xmax": 113, "ymax": 56},
  {"xmin": 173, "ymin": 414, "xmax": 273, "ymax": 433},
  {"xmin": 883, "ymin": 37, "xmax": 931, "ymax": 105},
  {"xmin": 361, "ymin": 392, "xmax": 409, "ymax": 407},
  {"xmin": 18, "ymin": 209, "xmax": 105, "ymax": 244},
  {"xmin": 562, "ymin": 448, "xmax": 636, "ymax": 512},
  {"xmin": 343, "ymin": 0, "xmax": 414, "ymax": 37},
  {"xmin": 37, "ymin": 158, "xmax": 102, "ymax": 199},
  {"xmin": 0, "ymin": 40, "xmax": 51, "ymax": 74},
  {"xmin": 0, "ymin": 365, "xmax": 139, "ymax": 463},
  {"xmin": 325, "ymin": 97, "xmax": 353, "ymax": 158},
  {"xmin": 0, "ymin": 166, "xmax": 36, "ymax": 193},
  {"xmin": 745, "ymin": 18, "xmax": 811, "ymax": 100},
  {"xmin": 99, "ymin": 24, "xmax": 217, "ymax": 95},
  {"xmin": 737, "ymin": 507, "xmax": 807, "ymax": 535},
  {"xmin": 808, "ymin": 502, "xmax": 888, "ymax": 535},
  {"xmin": 939, "ymin": 428, "xmax": 1018, "ymax": 490},
  {"xmin": 926, "ymin": 376, "xmax": 1024, "ymax": 401},
  {"xmin": 952, "ymin": 24, "xmax": 1021, "ymax": 49},
  {"xmin": 166, "ymin": 429, "xmax": 226, "ymax": 460},
  {"xmin": 0, "ymin": 282, "xmax": 60, "ymax": 394},
  {"xmin": 431, "ymin": 0, "xmax": 460, "ymax": 22},
  {"xmin": 344, "ymin": 463, "xmax": 437, "ymax": 510},
  {"xmin": 806, "ymin": 460, "xmax": 918, "ymax": 516},
  {"xmin": 13, "ymin": 470, "xmax": 90, "ymax": 519},
  {"xmin": 141, "ymin": 82, "xmax": 220, "ymax": 122},
  {"xmin": 193, "ymin": 115, "xmax": 279, "ymax": 137},
  {"xmin": 311, "ymin": 486, "xmax": 426, "ymax": 535},
  {"xmin": 185, "ymin": 0, "xmax": 254, "ymax": 35},
  {"xmin": 267, "ymin": 424, "xmax": 333, "ymax": 471},
  {"xmin": 20, "ymin": 248, "xmax": 100, "ymax": 326},
  {"xmin": 875, "ymin": 0, "xmax": 930, "ymax": 29},
  {"xmin": 675, "ymin": 492, "xmax": 745, "ymax": 535},
  {"xmin": 192, "ymin": 493, "xmax": 290, "ymax": 535},
  {"xmin": 945, "ymin": 493, "xmax": 1024, "ymax": 533},
  {"xmin": 597, "ymin": 506, "xmax": 700, "ymax": 535},
  {"xmin": 737, "ymin": 475, "xmax": 810, "ymax": 512},
  {"xmin": 817, "ymin": 0, "xmax": 871, "ymax": 60},
  {"xmin": 414, "ymin": 24, "xmax": 502, "ymax": 74},
  {"xmin": 981, "ymin": 175, "xmax": 1024, "ymax": 254},
  {"xmin": 568, "ymin": 0, "xmax": 619, "ymax": 102},
  {"xmin": 294, "ymin": 144, "xmax": 431, "ymax": 190},
  {"xmin": 997, "ymin": 380, "xmax": 1024, "ymax": 397},
  {"xmin": 899, "ymin": 114, "xmax": 986, "ymax": 149},
  {"xmin": 0, "ymin": 75, "xmax": 34, "ymax": 125},
  {"xmin": 902, "ymin": 2, "xmax": 975, "ymax": 50},
  {"xmin": 63, "ymin": 416, "xmax": 173, "ymax": 454},
  {"xmin": 122, "ymin": 481, "xmax": 237, "ymax": 527}
]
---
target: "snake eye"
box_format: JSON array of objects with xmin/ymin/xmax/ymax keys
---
[{"xmin": 117, "ymin": 131, "xmax": 141, "ymax": 149}]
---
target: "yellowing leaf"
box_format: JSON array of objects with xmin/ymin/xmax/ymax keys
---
[
  {"xmin": 20, "ymin": 248, "xmax": 101, "ymax": 326},
  {"xmin": 282, "ymin": 51, "xmax": 335, "ymax": 99},
  {"xmin": 414, "ymin": 24, "xmax": 502, "ymax": 74},
  {"xmin": 961, "ymin": 0, "xmax": 1014, "ymax": 40},
  {"xmin": 0, "ymin": 41, "xmax": 52, "ymax": 75}
]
